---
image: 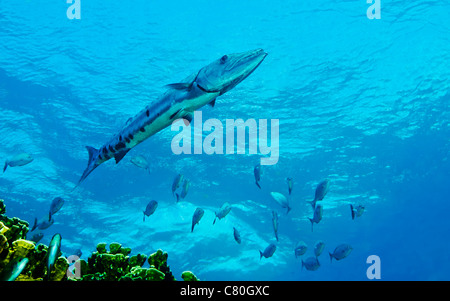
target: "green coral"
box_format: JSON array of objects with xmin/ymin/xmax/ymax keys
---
[
  {"xmin": 0, "ymin": 199, "xmax": 5, "ymax": 215},
  {"xmin": 121, "ymin": 266, "xmax": 165, "ymax": 281},
  {"xmin": 84, "ymin": 252, "xmax": 129, "ymax": 281},
  {"xmin": 148, "ymin": 249, "xmax": 175, "ymax": 281},
  {"xmin": 49, "ymin": 256, "xmax": 69, "ymax": 281},
  {"xmin": 25, "ymin": 244, "xmax": 49, "ymax": 280},
  {"xmin": 96, "ymin": 242, "xmax": 107, "ymax": 254},
  {"xmin": 78, "ymin": 243, "xmax": 174, "ymax": 281},
  {"xmin": 0, "ymin": 199, "xmax": 197, "ymax": 281},
  {"xmin": 181, "ymin": 271, "xmax": 199, "ymax": 281},
  {"xmin": 0, "ymin": 213, "xmax": 29, "ymax": 248},
  {"xmin": 129, "ymin": 253, "xmax": 147, "ymax": 267},
  {"xmin": 108, "ymin": 242, "xmax": 122, "ymax": 254},
  {"xmin": 0, "ymin": 200, "xmax": 32, "ymax": 276}
]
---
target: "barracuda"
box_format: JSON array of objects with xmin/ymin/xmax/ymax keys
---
[{"xmin": 76, "ymin": 49, "xmax": 267, "ymax": 187}]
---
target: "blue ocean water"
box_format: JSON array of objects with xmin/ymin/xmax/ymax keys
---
[{"xmin": 0, "ymin": 0, "xmax": 449, "ymax": 281}]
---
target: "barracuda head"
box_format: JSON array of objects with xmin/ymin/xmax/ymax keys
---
[{"xmin": 195, "ymin": 48, "xmax": 267, "ymax": 95}]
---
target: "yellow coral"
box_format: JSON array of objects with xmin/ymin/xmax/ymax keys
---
[
  {"xmin": 0, "ymin": 234, "xmax": 7, "ymax": 253},
  {"xmin": 0, "ymin": 221, "xmax": 9, "ymax": 235},
  {"xmin": 15, "ymin": 274, "xmax": 43, "ymax": 281},
  {"xmin": 12, "ymin": 239, "xmax": 35, "ymax": 258},
  {"xmin": 49, "ymin": 256, "xmax": 69, "ymax": 281}
]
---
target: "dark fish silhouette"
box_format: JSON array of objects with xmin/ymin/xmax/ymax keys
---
[
  {"xmin": 49, "ymin": 197, "xmax": 64, "ymax": 221},
  {"xmin": 259, "ymin": 243, "xmax": 276, "ymax": 260},
  {"xmin": 213, "ymin": 202, "xmax": 231, "ymax": 225},
  {"xmin": 254, "ymin": 164, "xmax": 261, "ymax": 189},
  {"xmin": 286, "ymin": 177, "xmax": 293, "ymax": 195},
  {"xmin": 191, "ymin": 208, "xmax": 204, "ymax": 232},
  {"xmin": 308, "ymin": 204, "xmax": 323, "ymax": 232},
  {"xmin": 233, "ymin": 227, "xmax": 241, "ymax": 244},
  {"xmin": 308, "ymin": 179, "xmax": 330, "ymax": 209},
  {"xmin": 272, "ymin": 210, "xmax": 279, "ymax": 242},
  {"xmin": 143, "ymin": 200, "xmax": 158, "ymax": 221}
]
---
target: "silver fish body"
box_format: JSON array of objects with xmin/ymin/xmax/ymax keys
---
[
  {"xmin": 47, "ymin": 233, "xmax": 62, "ymax": 280},
  {"xmin": 3, "ymin": 153, "xmax": 33, "ymax": 173}
]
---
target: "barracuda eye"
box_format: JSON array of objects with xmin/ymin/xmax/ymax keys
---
[{"xmin": 220, "ymin": 55, "xmax": 228, "ymax": 64}]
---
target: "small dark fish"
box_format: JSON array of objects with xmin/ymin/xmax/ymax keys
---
[
  {"xmin": 130, "ymin": 155, "xmax": 150, "ymax": 174},
  {"xmin": 3, "ymin": 153, "xmax": 33, "ymax": 173},
  {"xmin": 30, "ymin": 217, "xmax": 38, "ymax": 232},
  {"xmin": 31, "ymin": 215, "xmax": 54, "ymax": 232},
  {"xmin": 272, "ymin": 210, "xmax": 279, "ymax": 242},
  {"xmin": 294, "ymin": 241, "xmax": 307, "ymax": 258},
  {"xmin": 172, "ymin": 174, "xmax": 184, "ymax": 196},
  {"xmin": 191, "ymin": 208, "xmax": 204, "ymax": 232},
  {"xmin": 302, "ymin": 257, "xmax": 320, "ymax": 271},
  {"xmin": 180, "ymin": 179, "xmax": 190, "ymax": 200},
  {"xmin": 286, "ymin": 177, "xmax": 293, "ymax": 195},
  {"xmin": 329, "ymin": 244, "xmax": 353, "ymax": 262},
  {"xmin": 308, "ymin": 179, "xmax": 330, "ymax": 209},
  {"xmin": 47, "ymin": 233, "xmax": 62, "ymax": 280},
  {"xmin": 74, "ymin": 249, "xmax": 82, "ymax": 258},
  {"xmin": 350, "ymin": 204, "xmax": 365, "ymax": 220},
  {"xmin": 29, "ymin": 232, "xmax": 44, "ymax": 244},
  {"xmin": 0, "ymin": 257, "xmax": 29, "ymax": 281},
  {"xmin": 39, "ymin": 218, "xmax": 54, "ymax": 230},
  {"xmin": 314, "ymin": 241, "xmax": 325, "ymax": 258},
  {"xmin": 176, "ymin": 178, "xmax": 190, "ymax": 202},
  {"xmin": 49, "ymin": 197, "xmax": 65, "ymax": 221},
  {"xmin": 270, "ymin": 192, "xmax": 291, "ymax": 214},
  {"xmin": 233, "ymin": 227, "xmax": 241, "ymax": 244},
  {"xmin": 254, "ymin": 164, "xmax": 261, "ymax": 189},
  {"xmin": 213, "ymin": 202, "xmax": 231, "ymax": 225},
  {"xmin": 308, "ymin": 204, "xmax": 323, "ymax": 232},
  {"xmin": 259, "ymin": 243, "xmax": 276, "ymax": 260},
  {"xmin": 143, "ymin": 200, "xmax": 158, "ymax": 221}
]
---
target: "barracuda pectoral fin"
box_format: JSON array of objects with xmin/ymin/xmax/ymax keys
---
[
  {"xmin": 114, "ymin": 149, "xmax": 130, "ymax": 164},
  {"xmin": 170, "ymin": 108, "xmax": 193, "ymax": 125},
  {"xmin": 169, "ymin": 109, "xmax": 182, "ymax": 120},
  {"xmin": 183, "ymin": 112, "xmax": 193, "ymax": 124},
  {"xmin": 208, "ymin": 98, "xmax": 216, "ymax": 108}
]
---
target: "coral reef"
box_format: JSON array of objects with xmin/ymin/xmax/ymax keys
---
[
  {"xmin": 0, "ymin": 199, "xmax": 29, "ymax": 246},
  {"xmin": 75, "ymin": 243, "xmax": 176, "ymax": 281},
  {"xmin": 0, "ymin": 199, "xmax": 5, "ymax": 215},
  {"xmin": 181, "ymin": 271, "xmax": 199, "ymax": 281},
  {"xmin": 0, "ymin": 199, "xmax": 198, "ymax": 281}
]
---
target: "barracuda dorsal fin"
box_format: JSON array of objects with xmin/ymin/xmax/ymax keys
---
[
  {"xmin": 166, "ymin": 83, "xmax": 193, "ymax": 91},
  {"xmin": 114, "ymin": 149, "xmax": 130, "ymax": 164},
  {"xmin": 166, "ymin": 70, "xmax": 200, "ymax": 91}
]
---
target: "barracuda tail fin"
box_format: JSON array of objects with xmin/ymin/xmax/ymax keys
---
[{"xmin": 74, "ymin": 146, "xmax": 99, "ymax": 190}]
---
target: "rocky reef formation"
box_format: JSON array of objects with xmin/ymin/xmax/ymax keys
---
[{"xmin": 0, "ymin": 199, "xmax": 198, "ymax": 281}]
